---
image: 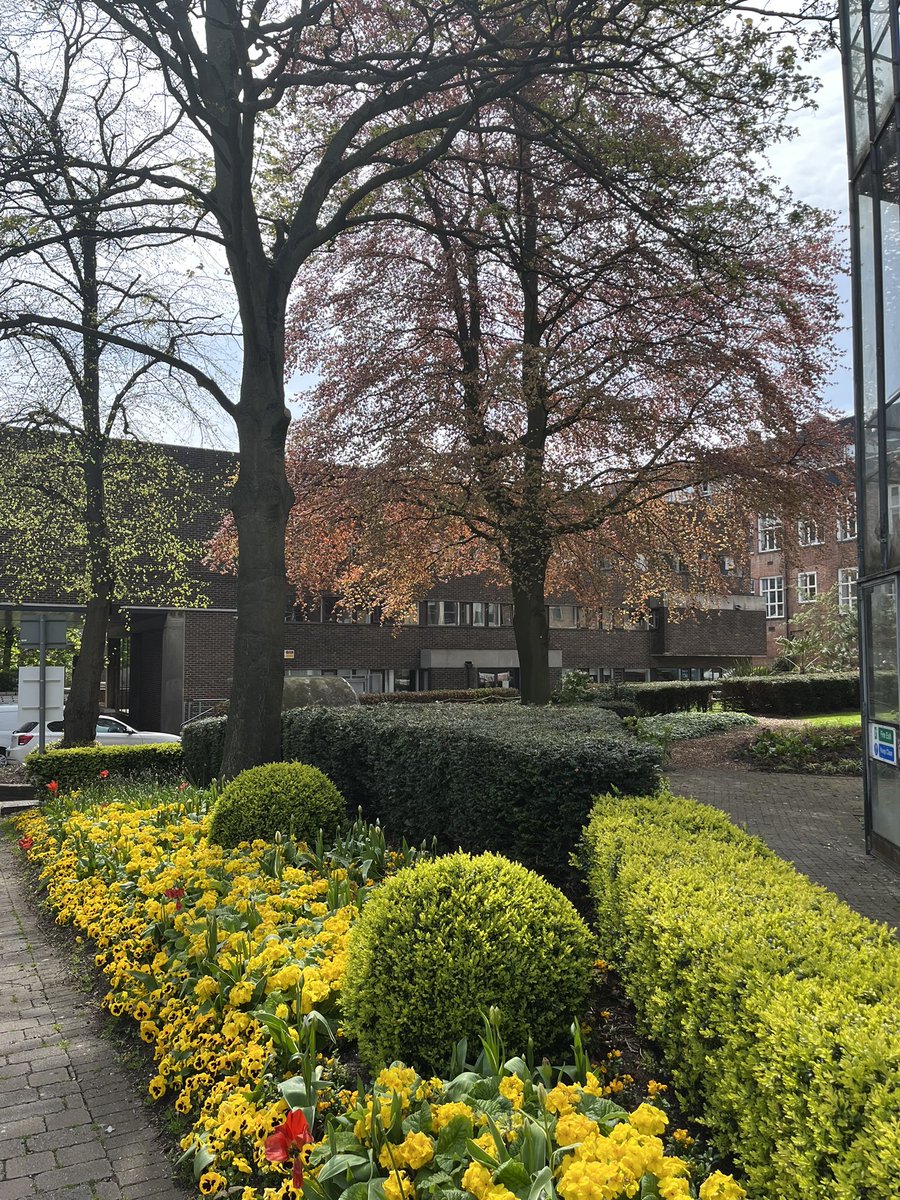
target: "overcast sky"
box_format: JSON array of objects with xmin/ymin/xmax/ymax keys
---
[{"xmin": 766, "ymin": 47, "xmax": 852, "ymax": 414}]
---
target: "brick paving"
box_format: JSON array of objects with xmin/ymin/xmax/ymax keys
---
[
  {"xmin": 667, "ymin": 767, "xmax": 900, "ymax": 929},
  {"xmin": 0, "ymin": 840, "xmax": 189, "ymax": 1200}
]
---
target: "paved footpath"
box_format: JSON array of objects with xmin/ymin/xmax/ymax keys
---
[
  {"xmin": 0, "ymin": 840, "xmax": 189, "ymax": 1200},
  {"xmin": 668, "ymin": 768, "xmax": 900, "ymax": 930}
]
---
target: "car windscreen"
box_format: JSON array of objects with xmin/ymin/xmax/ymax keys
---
[{"xmin": 13, "ymin": 722, "xmax": 37, "ymax": 733}]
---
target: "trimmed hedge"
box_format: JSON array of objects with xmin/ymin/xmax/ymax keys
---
[
  {"xmin": 342, "ymin": 851, "xmax": 596, "ymax": 1072},
  {"xmin": 360, "ymin": 688, "xmax": 519, "ymax": 705},
  {"xmin": 580, "ymin": 791, "xmax": 900, "ymax": 1200},
  {"xmin": 25, "ymin": 742, "xmax": 184, "ymax": 790},
  {"xmin": 182, "ymin": 716, "xmax": 227, "ymax": 786},
  {"xmin": 720, "ymin": 672, "xmax": 859, "ymax": 715},
  {"xmin": 589, "ymin": 681, "xmax": 717, "ymax": 715},
  {"xmin": 278, "ymin": 705, "xmax": 659, "ymax": 883}
]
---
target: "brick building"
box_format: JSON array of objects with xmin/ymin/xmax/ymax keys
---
[{"xmin": 0, "ymin": 436, "xmax": 769, "ymax": 731}]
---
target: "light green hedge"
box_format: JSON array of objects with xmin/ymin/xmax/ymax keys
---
[
  {"xmin": 25, "ymin": 743, "xmax": 184, "ymax": 790},
  {"xmin": 580, "ymin": 792, "xmax": 900, "ymax": 1200}
]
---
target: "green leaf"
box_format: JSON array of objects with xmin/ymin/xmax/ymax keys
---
[
  {"xmin": 443, "ymin": 1071, "xmax": 483, "ymax": 1101},
  {"xmin": 316, "ymin": 1151, "xmax": 376, "ymax": 1184},
  {"xmin": 527, "ymin": 1166, "xmax": 555, "ymax": 1200},
  {"xmin": 279, "ymin": 1075, "xmax": 314, "ymax": 1109},
  {"xmin": 639, "ymin": 1175, "xmax": 663, "ymax": 1199},
  {"xmin": 192, "ymin": 1146, "xmax": 215, "ymax": 1181},
  {"xmin": 435, "ymin": 1115, "xmax": 473, "ymax": 1162},
  {"xmin": 494, "ymin": 1159, "xmax": 532, "ymax": 1191},
  {"xmin": 577, "ymin": 1095, "xmax": 628, "ymax": 1130}
]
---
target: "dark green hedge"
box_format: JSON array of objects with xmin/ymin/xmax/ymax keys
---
[
  {"xmin": 25, "ymin": 743, "xmax": 184, "ymax": 790},
  {"xmin": 360, "ymin": 688, "xmax": 519, "ymax": 705},
  {"xmin": 720, "ymin": 672, "xmax": 859, "ymax": 715},
  {"xmin": 590, "ymin": 681, "xmax": 717, "ymax": 715},
  {"xmin": 182, "ymin": 704, "xmax": 660, "ymax": 882},
  {"xmin": 281, "ymin": 705, "xmax": 660, "ymax": 883}
]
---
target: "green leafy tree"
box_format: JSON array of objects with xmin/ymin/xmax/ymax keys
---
[{"xmin": 776, "ymin": 586, "xmax": 859, "ymax": 673}]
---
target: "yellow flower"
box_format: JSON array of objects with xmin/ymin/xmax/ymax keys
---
[
  {"xmin": 198, "ymin": 1169, "xmax": 227, "ymax": 1194},
  {"xmin": 498, "ymin": 1074, "xmax": 524, "ymax": 1110},
  {"xmin": 699, "ymin": 1172, "xmax": 747, "ymax": 1200},
  {"xmin": 462, "ymin": 1162, "xmax": 493, "ymax": 1199},
  {"xmin": 431, "ymin": 1102, "xmax": 474, "ymax": 1131},
  {"xmin": 628, "ymin": 1103, "xmax": 668, "ymax": 1137},
  {"xmin": 383, "ymin": 1170, "xmax": 415, "ymax": 1200},
  {"xmin": 672, "ymin": 1128, "xmax": 694, "ymax": 1147},
  {"xmin": 659, "ymin": 1179, "xmax": 692, "ymax": 1199},
  {"xmin": 147, "ymin": 1075, "xmax": 166, "ymax": 1100},
  {"xmin": 379, "ymin": 1131, "xmax": 434, "ymax": 1171},
  {"xmin": 554, "ymin": 1112, "xmax": 598, "ymax": 1147}
]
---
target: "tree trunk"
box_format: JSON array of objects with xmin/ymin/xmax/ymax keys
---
[
  {"xmin": 511, "ymin": 564, "xmax": 551, "ymax": 705},
  {"xmin": 63, "ymin": 596, "xmax": 111, "ymax": 744},
  {"xmin": 220, "ymin": 371, "xmax": 293, "ymax": 779}
]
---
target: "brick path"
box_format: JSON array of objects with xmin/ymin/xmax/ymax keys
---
[
  {"xmin": 0, "ymin": 840, "xmax": 189, "ymax": 1200},
  {"xmin": 667, "ymin": 768, "xmax": 900, "ymax": 930}
]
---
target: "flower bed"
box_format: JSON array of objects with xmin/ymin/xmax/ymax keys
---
[
  {"xmin": 15, "ymin": 784, "xmax": 746, "ymax": 1200},
  {"xmin": 743, "ymin": 725, "xmax": 862, "ymax": 774}
]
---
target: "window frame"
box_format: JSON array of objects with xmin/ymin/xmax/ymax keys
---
[
  {"xmin": 760, "ymin": 575, "xmax": 785, "ymax": 619},
  {"xmin": 797, "ymin": 571, "xmax": 818, "ymax": 604},
  {"xmin": 757, "ymin": 513, "xmax": 783, "ymax": 553}
]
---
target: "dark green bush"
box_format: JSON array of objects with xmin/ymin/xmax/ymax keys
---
[
  {"xmin": 588, "ymin": 681, "xmax": 717, "ymax": 715},
  {"xmin": 208, "ymin": 761, "xmax": 346, "ymax": 848},
  {"xmin": 720, "ymin": 672, "xmax": 859, "ymax": 715},
  {"xmin": 360, "ymin": 688, "xmax": 519, "ymax": 705},
  {"xmin": 580, "ymin": 791, "xmax": 900, "ymax": 1199},
  {"xmin": 182, "ymin": 715, "xmax": 227, "ymax": 786},
  {"xmin": 25, "ymin": 743, "xmax": 183, "ymax": 790},
  {"xmin": 745, "ymin": 726, "xmax": 862, "ymax": 774},
  {"xmin": 280, "ymin": 704, "xmax": 660, "ymax": 884},
  {"xmin": 342, "ymin": 851, "xmax": 596, "ymax": 1072}
]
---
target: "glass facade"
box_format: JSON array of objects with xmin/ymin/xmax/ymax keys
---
[{"xmin": 842, "ymin": 0, "xmax": 900, "ymax": 864}]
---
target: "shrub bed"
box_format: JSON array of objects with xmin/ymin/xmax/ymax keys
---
[
  {"xmin": 360, "ymin": 687, "xmax": 519, "ymax": 705},
  {"xmin": 744, "ymin": 725, "xmax": 862, "ymax": 775},
  {"xmin": 633, "ymin": 711, "xmax": 757, "ymax": 743},
  {"xmin": 25, "ymin": 742, "xmax": 184, "ymax": 790},
  {"xmin": 280, "ymin": 705, "xmax": 660, "ymax": 883},
  {"xmin": 580, "ymin": 791, "xmax": 900, "ymax": 1200},
  {"xmin": 586, "ymin": 681, "xmax": 717, "ymax": 715},
  {"xmin": 720, "ymin": 672, "xmax": 859, "ymax": 715}
]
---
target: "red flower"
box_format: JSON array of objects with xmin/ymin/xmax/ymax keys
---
[
  {"xmin": 46, "ymin": 780, "xmax": 59, "ymax": 795},
  {"xmin": 98, "ymin": 769, "xmax": 109, "ymax": 779},
  {"xmin": 18, "ymin": 836, "xmax": 34, "ymax": 852},
  {"xmin": 265, "ymin": 1109, "xmax": 313, "ymax": 1188},
  {"xmin": 178, "ymin": 781, "xmax": 189, "ymax": 791},
  {"xmin": 163, "ymin": 887, "xmax": 185, "ymax": 900}
]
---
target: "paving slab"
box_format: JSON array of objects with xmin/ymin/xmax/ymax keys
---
[
  {"xmin": 667, "ymin": 767, "xmax": 900, "ymax": 929},
  {"xmin": 0, "ymin": 840, "xmax": 189, "ymax": 1199}
]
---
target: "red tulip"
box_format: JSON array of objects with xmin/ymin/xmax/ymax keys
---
[
  {"xmin": 265, "ymin": 1108, "xmax": 313, "ymax": 1188},
  {"xmin": 46, "ymin": 780, "xmax": 59, "ymax": 794},
  {"xmin": 18, "ymin": 836, "xmax": 34, "ymax": 852},
  {"xmin": 98, "ymin": 769, "xmax": 109, "ymax": 779},
  {"xmin": 163, "ymin": 886, "xmax": 185, "ymax": 900}
]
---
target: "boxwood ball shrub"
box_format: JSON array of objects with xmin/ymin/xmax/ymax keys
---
[
  {"xmin": 342, "ymin": 851, "xmax": 597, "ymax": 1072},
  {"xmin": 208, "ymin": 761, "xmax": 346, "ymax": 848}
]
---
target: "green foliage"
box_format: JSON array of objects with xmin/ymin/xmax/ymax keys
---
[
  {"xmin": 588, "ymin": 681, "xmax": 717, "ymax": 715},
  {"xmin": 184, "ymin": 705, "xmax": 656, "ymax": 882},
  {"xmin": 745, "ymin": 726, "xmax": 862, "ymax": 775},
  {"xmin": 208, "ymin": 761, "xmax": 347, "ymax": 848},
  {"xmin": 720, "ymin": 672, "xmax": 859, "ymax": 715},
  {"xmin": 580, "ymin": 791, "xmax": 900, "ymax": 1200},
  {"xmin": 0, "ymin": 433, "xmax": 214, "ymax": 608},
  {"xmin": 551, "ymin": 669, "xmax": 594, "ymax": 704},
  {"xmin": 360, "ymin": 689, "xmax": 519, "ymax": 705},
  {"xmin": 341, "ymin": 851, "xmax": 596, "ymax": 1072},
  {"xmin": 24, "ymin": 742, "xmax": 184, "ymax": 790},
  {"xmin": 775, "ymin": 585, "xmax": 858, "ymax": 672},
  {"xmin": 632, "ymin": 711, "xmax": 757, "ymax": 743}
]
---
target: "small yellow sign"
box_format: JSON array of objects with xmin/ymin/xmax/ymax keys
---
[{"xmin": 283, "ymin": 649, "xmax": 295, "ymax": 660}]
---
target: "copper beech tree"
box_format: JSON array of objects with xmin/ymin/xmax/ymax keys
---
[{"xmin": 274, "ymin": 95, "xmax": 845, "ymax": 703}]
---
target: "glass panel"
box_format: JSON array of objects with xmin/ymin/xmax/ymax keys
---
[
  {"xmin": 879, "ymin": 124, "xmax": 900, "ymax": 400},
  {"xmin": 872, "ymin": 18, "xmax": 895, "ymax": 128},
  {"xmin": 849, "ymin": 0, "xmax": 869, "ymax": 159},
  {"xmin": 866, "ymin": 578, "xmax": 899, "ymax": 721},
  {"xmin": 859, "ymin": 179, "xmax": 883, "ymax": 571},
  {"xmin": 872, "ymin": 761, "xmax": 900, "ymax": 848}
]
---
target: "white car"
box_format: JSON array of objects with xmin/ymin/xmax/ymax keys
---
[{"xmin": 8, "ymin": 715, "xmax": 180, "ymax": 763}]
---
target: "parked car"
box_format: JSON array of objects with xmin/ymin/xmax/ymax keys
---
[
  {"xmin": 7, "ymin": 715, "xmax": 180, "ymax": 763},
  {"xmin": 0, "ymin": 704, "xmax": 21, "ymax": 760}
]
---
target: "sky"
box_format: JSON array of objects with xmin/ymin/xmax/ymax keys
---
[{"xmin": 766, "ymin": 47, "xmax": 852, "ymax": 414}]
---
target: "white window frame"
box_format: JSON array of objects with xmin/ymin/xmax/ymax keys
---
[
  {"xmin": 757, "ymin": 513, "xmax": 782, "ymax": 553},
  {"xmin": 838, "ymin": 568, "xmax": 858, "ymax": 611},
  {"xmin": 797, "ymin": 571, "xmax": 818, "ymax": 604},
  {"xmin": 760, "ymin": 576, "xmax": 784, "ymax": 619},
  {"xmin": 797, "ymin": 519, "xmax": 823, "ymax": 547},
  {"xmin": 836, "ymin": 498, "xmax": 858, "ymax": 541}
]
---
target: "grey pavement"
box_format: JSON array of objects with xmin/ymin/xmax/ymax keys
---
[
  {"xmin": 0, "ymin": 839, "xmax": 189, "ymax": 1200},
  {"xmin": 667, "ymin": 767, "xmax": 900, "ymax": 930}
]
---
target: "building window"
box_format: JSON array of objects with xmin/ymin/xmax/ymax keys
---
[
  {"xmin": 798, "ymin": 519, "xmax": 823, "ymax": 546},
  {"xmin": 838, "ymin": 567, "xmax": 859, "ymax": 611},
  {"xmin": 836, "ymin": 498, "xmax": 858, "ymax": 541},
  {"xmin": 426, "ymin": 600, "xmax": 459, "ymax": 626},
  {"xmin": 696, "ymin": 482, "xmax": 713, "ymax": 498},
  {"xmin": 760, "ymin": 576, "xmax": 784, "ymax": 619},
  {"xmin": 797, "ymin": 571, "xmax": 818, "ymax": 604},
  {"xmin": 548, "ymin": 605, "xmax": 582, "ymax": 629},
  {"xmin": 472, "ymin": 601, "xmax": 501, "ymax": 627},
  {"xmin": 757, "ymin": 513, "xmax": 782, "ymax": 553}
]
